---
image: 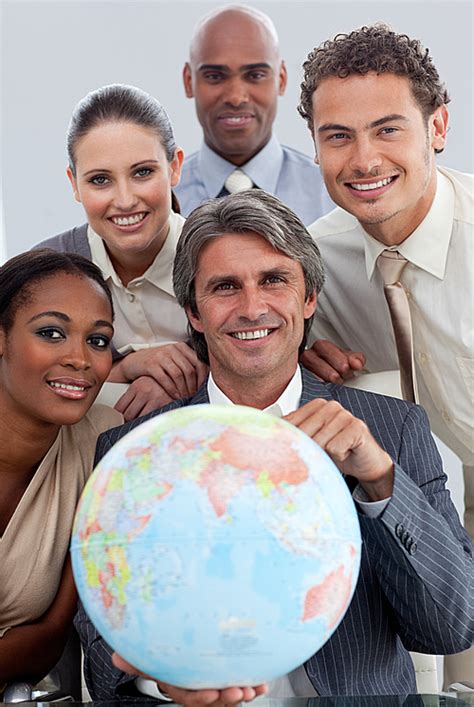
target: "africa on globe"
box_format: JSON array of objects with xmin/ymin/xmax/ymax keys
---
[{"xmin": 71, "ymin": 404, "xmax": 361, "ymax": 688}]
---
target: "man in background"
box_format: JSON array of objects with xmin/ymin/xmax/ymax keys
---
[
  {"xmin": 299, "ymin": 24, "xmax": 473, "ymax": 687},
  {"xmin": 175, "ymin": 4, "xmax": 331, "ymax": 224}
]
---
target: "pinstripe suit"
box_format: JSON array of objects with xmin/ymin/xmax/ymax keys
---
[{"xmin": 75, "ymin": 367, "xmax": 473, "ymax": 699}]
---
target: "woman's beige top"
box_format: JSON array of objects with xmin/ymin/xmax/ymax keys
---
[
  {"xmin": 0, "ymin": 404, "xmax": 122, "ymax": 637},
  {"xmin": 88, "ymin": 211, "xmax": 189, "ymax": 355}
]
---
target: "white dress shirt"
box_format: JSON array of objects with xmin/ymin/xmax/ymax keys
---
[
  {"xmin": 175, "ymin": 135, "xmax": 333, "ymax": 226},
  {"xmin": 309, "ymin": 167, "xmax": 474, "ymax": 467},
  {"xmin": 88, "ymin": 211, "xmax": 189, "ymax": 355}
]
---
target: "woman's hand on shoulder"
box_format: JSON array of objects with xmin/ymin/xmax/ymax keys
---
[
  {"xmin": 114, "ymin": 376, "xmax": 175, "ymax": 421},
  {"xmin": 111, "ymin": 343, "xmax": 208, "ymax": 401}
]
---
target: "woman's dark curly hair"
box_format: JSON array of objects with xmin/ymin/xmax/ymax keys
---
[{"xmin": 298, "ymin": 24, "xmax": 449, "ymax": 134}]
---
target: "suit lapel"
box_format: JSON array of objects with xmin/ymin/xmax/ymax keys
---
[
  {"xmin": 189, "ymin": 382, "xmax": 210, "ymax": 404},
  {"xmin": 299, "ymin": 366, "xmax": 335, "ymax": 406}
]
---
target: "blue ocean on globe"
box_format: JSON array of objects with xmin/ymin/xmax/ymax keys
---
[{"xmin": 71, "ymin": 404, "xmax": 361, "ymax": 688}]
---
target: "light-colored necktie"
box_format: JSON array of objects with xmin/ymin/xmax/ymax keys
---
[
  {"xmin": 377, "ymin": 250, "xmax": 418, "ymax": 403},
  {"xmin": 224, "ymin": 169, "xmax": 254, "ymax": 194}
]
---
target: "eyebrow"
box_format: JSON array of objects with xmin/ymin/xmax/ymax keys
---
[
  {"xmin": 204, "ymin": 267, "xmax": 294, "ymax": 288},
  {"xmin": 198, "ymin": 62, "xmax": 272, "ymax": 73},
  {"xmin": 82, "ymin": 160, "xmax": 160, "ymax": 178},
  {"xmin": 317, "ymin": 114, "xmax": 409, "ymax": 134},
  {"xmin": 27, "ymin": 311, "xmax": 114, "ymax": 330}
]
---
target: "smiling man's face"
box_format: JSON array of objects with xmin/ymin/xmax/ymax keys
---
[
  {"xmin": 312, "ymin": 72, "xmax": 447, "ymax": 245},
  {"xmin": 183, "ymin": 9, "xmax": 287, "ymax": 166},
  {"xmin": 186, "ymin": 232, "xmax": 316, "ymax": 401}
]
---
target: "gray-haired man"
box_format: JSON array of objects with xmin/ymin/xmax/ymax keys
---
[{"xmin": 75, "ymin": 191, "xmax": 473, "ymax": 704}]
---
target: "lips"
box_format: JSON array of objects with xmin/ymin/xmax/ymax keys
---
[
  {"xmin": 230, "ymin": 328, "xmax": 273, "ymax": 340},
  {"xmin": 47, "ymin": 377, "xmax": 93, "ymax": 400},
  {"xmin": 217, "ymin": 113, "xmax": 255, "ymax": 129},
  {"xmin": 344, "ymin": 175, "xmax": 398, "ymax": 199},
  {"xmin": 108, "ymin": 212, "xmax": 149, "ymax": 229}
]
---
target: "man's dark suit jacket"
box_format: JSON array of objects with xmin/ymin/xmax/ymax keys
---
[{"xmin": 75, "ymin": 367, "xmax": 474, "ymax": 699}]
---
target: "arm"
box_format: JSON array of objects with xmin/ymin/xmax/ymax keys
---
[
  {"xmin": 300, "ymin": 340, "xmax": 366, "ymax": 384},
  {"xmin": 109, "ymin": 343, "xmax": 208, "ymax": 420},
  {"xmin": 286, "ymin": 400, "xmax": 474, "ymax": 653},
  {"xmin": 363, "ymin": 404, "xmax": 474, "ymax": 654},
  {"xmin": 0, "ymin": 556, "xmax": 77, "ymax": 684},
  {"xmin": 74, "ymin": 603, "xmax": 142, "ymax": 700}
]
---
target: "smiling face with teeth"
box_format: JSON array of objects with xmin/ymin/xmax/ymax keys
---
[
  {"xmin": 0, "ymin": 273, "xmax": 114, "ymax": 430},
  {"xmin": 312, "ymin": 73, "xmax": 448, "ymax": 245},
  {"xmin": 186, "ymin": 232, "xmax": 316, "ymax": 407},
  {"xmin": 183, "ymin": 9, "xmax": 287, "ymax": 166},
  {"xmin": 67, "ymin": 121, "xmax": 183, "ymax": 281}
]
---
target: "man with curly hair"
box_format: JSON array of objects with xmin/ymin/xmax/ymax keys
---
[{"xmin": 298, "ymin": 24, "xmax": 473, "ymax": 688}]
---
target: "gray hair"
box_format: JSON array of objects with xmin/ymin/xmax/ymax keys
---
[{"xmin": 173, "ymin": 190, "xmax": 325, "ymax": 364}]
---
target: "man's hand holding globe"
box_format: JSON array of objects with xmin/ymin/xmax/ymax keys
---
[
  {"xmin": 113, "ymin": 653, "xmax": 268, "ymax": 706},
  {"xmin": 285, "ymin": 398, "xmax": 394, "ymax": 501}
]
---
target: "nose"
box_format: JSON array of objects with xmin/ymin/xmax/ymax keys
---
[
  {"xmin": 112, "ymin": 179, "xmax": 139, "ymax": 211},
  {"xmin": 60, "ymin": 339, "xmax": 91, "ymax": 371},
  {"xmin": 348, "ymin": 136, "xmax": 382, "ymax": 176},
  {"xmin": 238, "ymin": 286, "xmax": 269, "ymax": 322},
  {"xmin": 223, "ymin": 77, "xmax": 249, "ymax": 107}
]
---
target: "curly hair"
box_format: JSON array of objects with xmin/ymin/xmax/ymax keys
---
[{"xmin": 298, "ymin": 24, "xmax": 449, "ymax": 133}]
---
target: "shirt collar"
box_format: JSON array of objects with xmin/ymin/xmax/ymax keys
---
[
  {"xmin": 198, "ymin": 134, "xmax": 284, "ymax": 198},
  {"xmin": 363, "ymin": 169, "xmax": 455, "ymax": 281},
  {"xmin": 87, "ymin": 211, "xmax": 184, "ymax": 295},
  {"xmin": 207, "ymin": 366, "xmax": 302, "ymax": 417}
]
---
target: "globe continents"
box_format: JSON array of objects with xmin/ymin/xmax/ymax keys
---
[{"xmin": 71, "ymin": 404, "xmax": 361, "ymax": 688}]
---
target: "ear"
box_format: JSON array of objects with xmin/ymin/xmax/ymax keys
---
[
  {"xmin": 170, "ymin": 147, "xmax": 185, "ymax": 187},
  {"xmin": 278, "ymin": 60, "xmax": 287, "ymax": 96},
  {"xmin": 185, "ymin": 304, "xmax": 204, "ymax": 333},
  {"xmin": 313, "ymin": 148, "xmax": 320, "ymax": 166},
  {"xmin": 430, "ymin": 105, "xmax": 449, "ymax": 152},
  {"xmin": 304, "ymin": 291, "xmax": 317, "ymax": 319},
  {"xmin": 0, "ymin": 328, "xmax": 5, "ymax": 356},
  {"xmin": 183, "ymin": 63, "xmax": 194, "ymax": 98},
  {"xmin": 66, "ymin": 166, "xmax": 82, "ymax": 203}
]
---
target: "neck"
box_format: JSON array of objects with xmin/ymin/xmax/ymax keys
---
[
  {"xmin": 0, "ymin": 403, "xmax": 60, "ymax": 480},
  {"xmin": 105, "ymin": 224, "xmax": 170, "ymax": 287},
  {"xmin": 207, "ymin": 138, "xmax": 270, "ymax": 167},
  {"xmin": 210, "ymin": 366, "xmax": 296, "ymax": 410}
]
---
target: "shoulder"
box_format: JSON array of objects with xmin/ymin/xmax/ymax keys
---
[
  {"xmin": 33, "ymin": 224, "xmax": 90, "ymax": 256},
  {"xmin": 67, "ymin": 405, "xmax": 123, "ymax": 447},
  {"xmin": 330, "ymin": 384, "xmax": 430, "ymax": 454},
  {"xmin": 178, "ymin": 151, "xmax": 201, "ymax": 181},
  {"xmin": 438, "ymin": 166, "xmax": 474, "ymax": 225},
  {"xmin": 95, "ymin": 395, "xmax": 204, "ymax": 456},
  {"xmin": 82, "ymin": 404, "xmax": 124, "ymax": 433},
  {"xmin": 280, "ymin": 144, "xmax": 324, "ymax": 179},
  {"xmin": 308, "ymin": 207, "xmax": 360, "ymax": 241},
  {"xmin": 181, "ymin": 150, "xmax": 200, "ymax": 167}
]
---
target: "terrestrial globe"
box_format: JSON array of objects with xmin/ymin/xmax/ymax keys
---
[{"xmin": 71, "ymin": 404, "xmax": 361, "ymax": 688}]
